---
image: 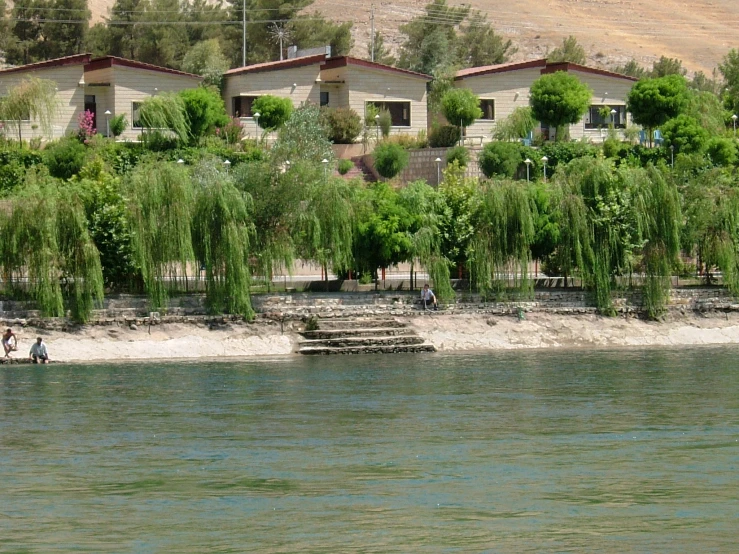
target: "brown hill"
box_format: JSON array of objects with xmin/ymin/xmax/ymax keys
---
[{"xmin": 83, "ymin": 0, "xmax": 739, "ymax": 74}]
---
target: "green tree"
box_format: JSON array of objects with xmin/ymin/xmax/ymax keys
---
[
  {"xmin": 179, "ymin": 86, "xmax": 229, "ymax": 143},
  {"xmin": 529, "ymin": 72, "xmax": 592, "ymax": 141},
  {"xmin": 251, "ymin": 95, "xmax": 293, "ymax": 131},
  {"xmin": 456, "ymin": 11, "xmax": 516, "ymax": 68},
  {"xmin": 367, "ymin": 31, "xmax": 395, "ymax": 66},
  {"xmin": 612, "ymin": 59, "xmax": 648, "ymax": 79},
  {"xmin": 42, "ymin": 0, "xmax": 90, "ymax": 59},
  {"xmin": 85, "ymin": 23, "xmax": 112, "ymax": 57},
  {"xmin": 686, "ymin": 90, "xmax": 729, "ymax": 135},
  {"xmin": 373, "ymin": 142, "xmax": 409, "ymax": 179},
  {"xmin": 661, "ymin": 114, "xmax": 709, "ymax": 154},
  {"xmin": 493, "ymin": 106, "xmax": 536, "ymax": 141},
  {"xmin": 182, "ymin": 39, "xmax": 230, "ymax": 89},
  {"xmin": 478, "ymin": 141, "xmax": 524, "ymax": 178},
  {"xmin": 650, "ymin": 56, "xmax": 687, "ymax": 78},
  {"xmin": 290, "ymin": 16, "xmax": 353, "ymax": 57},
  {"xmin": 626, "ymin": 75, "xmax": 689, "ymax": 144},
  {"xmin": 270, "ymin": 104, "xmax": 334, "ymax": 165},
  {"xmin": 548, "ymin": 35, "xmax": 587, "ymax": 64},
  {"xmin": 719, "ymin": 48, "xmax": 739, "ymax": 115},
  {"xmin": 0, "ymin": 77, "xmax": 58, "ymax": 142},
  {"xmin": 441, "ymin": 88, "xmax": 482, "ymax": 132},
  {"xmin": 6, "ymin": 0, "xmax": 46, "ymax": 64},
  {"xmin": 137, "ymin": 93, "xmax": 190, "ymax": 144},
  {"xmin": 706, "ymin": 137, "xmax": 737, "ymax": 166},
  {"xmin": 319, "ymin": 107, "xmax": 362, "ymax": 144}
]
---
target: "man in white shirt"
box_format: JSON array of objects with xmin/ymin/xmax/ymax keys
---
[
  {"xmin": 421, "ymin": 284, "xmax": 438, "ymax": 310},
  {"xmin": 29, "ymin": 337, "xmax": 50, "ymax": 364}
]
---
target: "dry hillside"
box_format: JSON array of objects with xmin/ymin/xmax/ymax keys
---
[{"xmin": 84, "ymin": 0, "xmax": 738, "ymax": 74}]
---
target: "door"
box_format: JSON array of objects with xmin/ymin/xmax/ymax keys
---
[{"xmin": 84, "ymin": 95, "xmax": 97, "ymax": 131}]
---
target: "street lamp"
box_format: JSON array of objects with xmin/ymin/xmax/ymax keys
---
[
  {"xmin": 253, "ymin": 112, "xmax": 260, "ymax": 139},
  {"xmin": 670, "ymin": 144, "xmax": 674, "ymax": 168},
  {"xmin": 435, "ymin": 157, "xmax": 442, "ymax": 185},
  {"xmin": 177, "ymin": 158, "xmax": 184, "ymax": 164},
  {"xmin": 541, "ymin": 156, "xmax": 548, "ymax": 181},
  {"xmin": 374, "ymin": 114, "xmax": 380, "ymax": 143},
  {"xmin": 322, "ymin": 158, "xmax": 329, "ymax": 180},
  {"xmin": 524, "ymin": 158, "xmax": 532, "ymax": 182},
  {"xmin": 610, "ymin": 108, "xmax": 617, "ymax": 128},
  {"xmin": 224, "ymin": 159, "xmax": 231, "ymax": 173},
  {"xmin": 733, "ymin": 114, "xmax": 737, "ymax": 135},
  {"xmin": 104, "ymin": 109, "xmax": 112, "ymax": 137}
]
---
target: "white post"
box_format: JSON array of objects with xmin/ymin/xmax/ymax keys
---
[
  {"xmin": 541, "ymin": 156, "xmax": 548, "ymax": 182},
  {"xmin": 524, "ymin": 158, "xmax": 532, "ymax": 182},
  {"xmin": 435, "ymin": 157, "xmax": 442, "ymax": 185}
]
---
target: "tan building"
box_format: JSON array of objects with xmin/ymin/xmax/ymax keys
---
[
  {"xmin": 83, "ymin": 56, "xmax": 202, "ymax": 140},
  {"xmin": 0, "ymin": 54, "xmax": 89, "ymax": 141},
  {"xmin": 455, "ymin": 59, "xmax": 638, "ymax": 143},
  {"xmin": 223, "ymin": 55, "xmax": 432, "ymax": 139},
  {"xmin": 0, "ymin": 54, "xmax": 202, "ymax": 142}
]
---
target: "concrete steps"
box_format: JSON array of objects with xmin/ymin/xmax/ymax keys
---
[{"xmin": 298, "ymin": 317, "xmax": 435, "ymax": 355}]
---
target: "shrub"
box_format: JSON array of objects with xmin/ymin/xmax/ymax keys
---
[
  {"xmin": 252, "ymin": 95, "xmax": 293, "ymax": 130},
  {"xmin": 478, "ymin": 141, "xmax": 523, "ymax": 178},
  {"xmin": 109, "ymin": 114, "xmax": 127, "ymax": 137},
  {"xmin": 179, "ymin": 86, "xmax": 229, "ymax": 143},
  {"xmin": 706, "ymin": 136, "xmax": 738, "ymax": 166},
  {"xmin": 384, "ymin": 134, "xmax": 423, "ymax": 149},
  {"xmin": 373, "ymin": 142, "xmax": 409, "ymax": 179},
  {"xmin": 320, "ymin": 107, "xmax": 362, "ymax": 144},
  {"xmin": 43, "ymin": 138, "xmax": 87, "ymax": 179},
  {"xmin": 661, "ymin": 114, "xmax": 709, "ymax": 154},
  {"xmin": 429, "ymin": 124, "xmax": 461, "ymax": 148},
  {"xmin": 539, "ymin": 141, "xmax": 598, "ymax": 169},
  {"xmin": 446, "ymin": 145, "xmax": 469, "ymax": 168},
  {"xmin": 441, "ymin": 88, "xmax": 482, "ymax": 128},
  {"xmin": 338, "ymin": 158, "xmax": 354, "ymax": 175},
  {"xmin": 77, "ymin": 109, "xmax": 96, "ymax": 141},
  {"xmin": 0, "ymin": 147, "xmax": 42, "ymax": 193},
  {"xmin": 218, "ymin": 118, "xmax": 244, "ymax": 145},
  {"xmin": 378, "ymin": 109, "xmax": 392, "ymax": 138}
]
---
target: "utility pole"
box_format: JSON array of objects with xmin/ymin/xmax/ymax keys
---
[
  {"xmin": 242, "ymin": 0, "xmax": 247, "ymax": 67},
  {"xmin": 370, "ymin": 5, "xmax": 375, "ymax": 62}
]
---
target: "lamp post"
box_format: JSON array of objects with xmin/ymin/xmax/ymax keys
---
[
  {"xmin": 524, "ymin": 158, "xmax": 532, "ymax": 182},
  {"xmin": 541, "ymin": 156, "xmax": 548, "ymax": 181},
  {"xmin": 253, "ymin": 112, "xmax": 260, "ymax": 139},
  {"xmin": 435, "ymin": 157, "xmax": 442, "ymax": 185},
  {"xmin": 104, "ymin": 109, "xmax": 112, "ymax": 137},
  {"xmin": 322, "ymin": 158, "xmax": 329, "ymax": 181},
  {"xmin": 733, "ymin": 114, "xmax": 737, "ymax": 136},
  {"xmin": 670, "ymin": 144, "xmax": 674, "ymax": 168},
  {"xmin": 177, "ymin": 158, "xmax": 184, "ymax": 165},
  {"xmin": 610, "ymin": 108, "xmax": 617, "ymax": 129},
  {"xmin": 374, "ymin": 114, "xmax": 380, "ymax": 143},
  {"xmin": 224, "ymin": 159, "xmax": 231, "ymax": 173}
]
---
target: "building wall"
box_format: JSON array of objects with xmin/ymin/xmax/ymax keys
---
[
  {"xmin": 107, "ymin": 66, "xmax": 201, "ymax": 141},
  {"xmin": 343, "ymin": 66, "xmax": 428, "ymax": 137},
  {"xmin": 0, "ymin": 64, "xmax": 86, "ymax": 141},
  {"xmin": 222, "ymin": 64, "xmax": 321, "ymax": 138},
  {"xmin": 84, "ymin": 67, "xmax": 115, "ymax": 136},
  {"xmin": 456, "ymin": 68, "xmax": 635, "ymax": 144},
  {"xmin": 455, "ymin": 68, "xmax": 542, "ymax": 142}
]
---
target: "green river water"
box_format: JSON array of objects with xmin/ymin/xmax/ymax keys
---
[{"xmin": 1, "ymin": 347, "xmax": 738, "ymax": 552}]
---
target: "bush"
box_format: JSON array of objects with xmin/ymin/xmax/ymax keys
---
[
  {"xmin": 441, "ymin": 88, "xmax": 482, "ymax": 128},
  {"xmin": 43, "ymin": 138, "xmax": 87, "ymax": 179},
  {"xmin": 378, "ymin": 109, "xmax": 392, "ymax": 138},
  {"xmin": 478, "ymin": 141, "xmax": 523, "ymax": 178},
  {"xmin": 539, "ymin": 141, "xmax": 598, "ymax": 169},
  {"xmin": 337, "ymin": 158, "xmax": 354, "ymax": 175},
  {"xmin": 429, "ymin": 124, "xmax": 461, "ymax": 148},
  {"xmin": 218, "ymin": 118, "xmax": 244, "ymax": 145},
  {"xmin": 661, "ymin": 114, "xmax": 709, "ymax": 154},
  {"xmin": 384, "ymin": 134, "xmax": 424, "ymax": 149},
  {"xmin": 179, "ymin": 86, "xmax": 229, "ymax": 143},
  {"xmin": 446, "ymin": 146, "xmax": 469, "ymax": 168},
  {"xmin": 109, "ymin": 114, "xmax": 127, "ymax": 137},
  {"xmin": 373, "ymin": 142, "xmax": 409, "ymax": 179},
  {"xmin": 706, "ymin": 136, "xmax": 738, "ymax": 166},
  {"xmin": 320, "ymin": 107, "xmax": 362, "ymax": 144},
  {"xmin": 252, "ymin": 95, "xmax": 293, "ymax": 130},
  {"xmin": 0, "ymin": 147, "xmax": 43, "ymax": 193}
]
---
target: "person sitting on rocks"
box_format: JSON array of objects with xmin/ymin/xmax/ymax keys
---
[
  {"xmin": 421, "ymin": 284, "xmax": 438, "ymax": 311},
  {"xmin": 2, "ymin": 328, "xmax": 17, "ymax": 358},
  {"xmin": 29, "ymin": 337, "xmax": 50, "ymax": 364}
]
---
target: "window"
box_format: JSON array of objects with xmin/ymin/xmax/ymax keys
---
[
  {"xmin": 132, "ymin": 101, "xmax": 143, "ymax": 128},
  {"xmin": 479, "ymin": 99, "xmax": 495, "ymax": 120},
  {"xmin": 320, "ymin": 91, "xmax": 329, "ymax": 107},
  {"xmin": 232, "ymin": 96, "xmax": 258, "ymax": 118},
  {"xmin": 584, "ymin": 105, "xmax": 626, "ymax": 129},
  {"xmin": 366, "ymin": 101, "xmax": 411, "ymax": 127}
]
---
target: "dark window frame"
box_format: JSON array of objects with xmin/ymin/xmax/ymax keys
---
[
  {"xmin": 365, "ymin": 100, "xmax": 411, "ymax": 127},
  {"xmin": 479, "ymin": 98, "xmax": 495, "ymax": 120},
  {"xmin": 232, "ymin": 96, "xmax": 259, "ymax": 118},
  {"xmin": 584, "ymin": 105, "xmax": 626, "ymax": 129}
]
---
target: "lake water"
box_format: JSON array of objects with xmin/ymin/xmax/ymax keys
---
[{"xmin": 1, "ymin": 347, "xmax": 738, "ymax": 552}]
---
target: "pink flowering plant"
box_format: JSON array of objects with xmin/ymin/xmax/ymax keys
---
[
  {"xmin": 77, "ymin": 110, "xmax": 97, "ymax": 142},
  {"xmin": 218, "ymin": 118, "xmax": 244, "ymax": 145}
]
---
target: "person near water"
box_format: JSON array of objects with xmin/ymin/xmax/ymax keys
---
[
  {"xmin": 2, "ymin": 328, "xmax": 18, "ymax": 357},
  {"xmin": 29, "ymin": 337, "xmax": 50, "ymax": 364},
  {"xmin": 421, "ymin": 284, "xmax": 438, "ymax": 310}
]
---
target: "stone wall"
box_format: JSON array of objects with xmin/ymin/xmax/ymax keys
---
[{"xmin": 364, "ymin": 147, "xmax": 485, "ymax": 185}]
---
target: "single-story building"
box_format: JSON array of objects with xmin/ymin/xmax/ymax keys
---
[
  {"xmin": 83, "ymin": 56, "xmax": 202, "ymax": 141},
  {"xmin": 223, "ymin": 55, "xmax": 432, "ymax": 138},
  {"xmin": 455, "ymin": 59, "xmax": 638, "ymax": 143},
  {"xmin": 0, "ymin": 54, "xmax": 202, "ymax": 142}
]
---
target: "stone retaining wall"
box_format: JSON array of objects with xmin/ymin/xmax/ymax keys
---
[{"xmin": 364, "ymin": 147, "xmax": 485, "ymax": 185}]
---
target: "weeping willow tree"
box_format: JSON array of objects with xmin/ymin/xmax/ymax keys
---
[
  {"xmin": 467, "ymin": 179, "xmax": 536, "ymax": 297},
  {"xmin": 397, "ymin": 180, "xmax": 453, "ymax": 299},
  {"xmin": 137, "ymin": 93, "xmax": 190, "ymax": 144},
  {"xmin": 191, "ymin": 160, "xmax": 255, "ymax": 317},
  {"xmin": 127, "ymin": 161, "xmax": 194, "ymax": 309},
  {"xmin": 631, "ymin": 166, "xmax": 682, "ymax": 319},
  {"xmin": 298, "ymin": 175, "xmax": 355, "ymax": 289},
  {"xmin": 0, "ymin": 77, "xmax": 58, "ymax": 142},
  {"xmin": 0, "ymin": 178, "xmax": 103, "ymax": 322}
]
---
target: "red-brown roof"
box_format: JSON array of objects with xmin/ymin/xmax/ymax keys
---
[
  {"xmin": 455, "ymin": 59, "xmax": 637, "ymax": 82},
  {"xmin": 84, "ymin": 56, "xmax": 202, "ymax": 79},
  {"xmin": 455, "ymin": 59, "xmax": 548, "ymax": 80},
  {"xmin": 321, "ymin": 56, "xmax": 433, "ymax": 80},
  {"xmin": 225, "ymin": 54, "xmax": 326, "ymax": 76},
  {"xmin": 541, "ymin": 62, "xmax": 638, "ymax": 82},
  {"xmin": 0, "ymin": 54, "xmax": 91, "ymax": 75}
]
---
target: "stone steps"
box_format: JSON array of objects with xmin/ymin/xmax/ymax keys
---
[{"xmin": 298, "ymin": 317, "xmax": 435, "ymax": 355}]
